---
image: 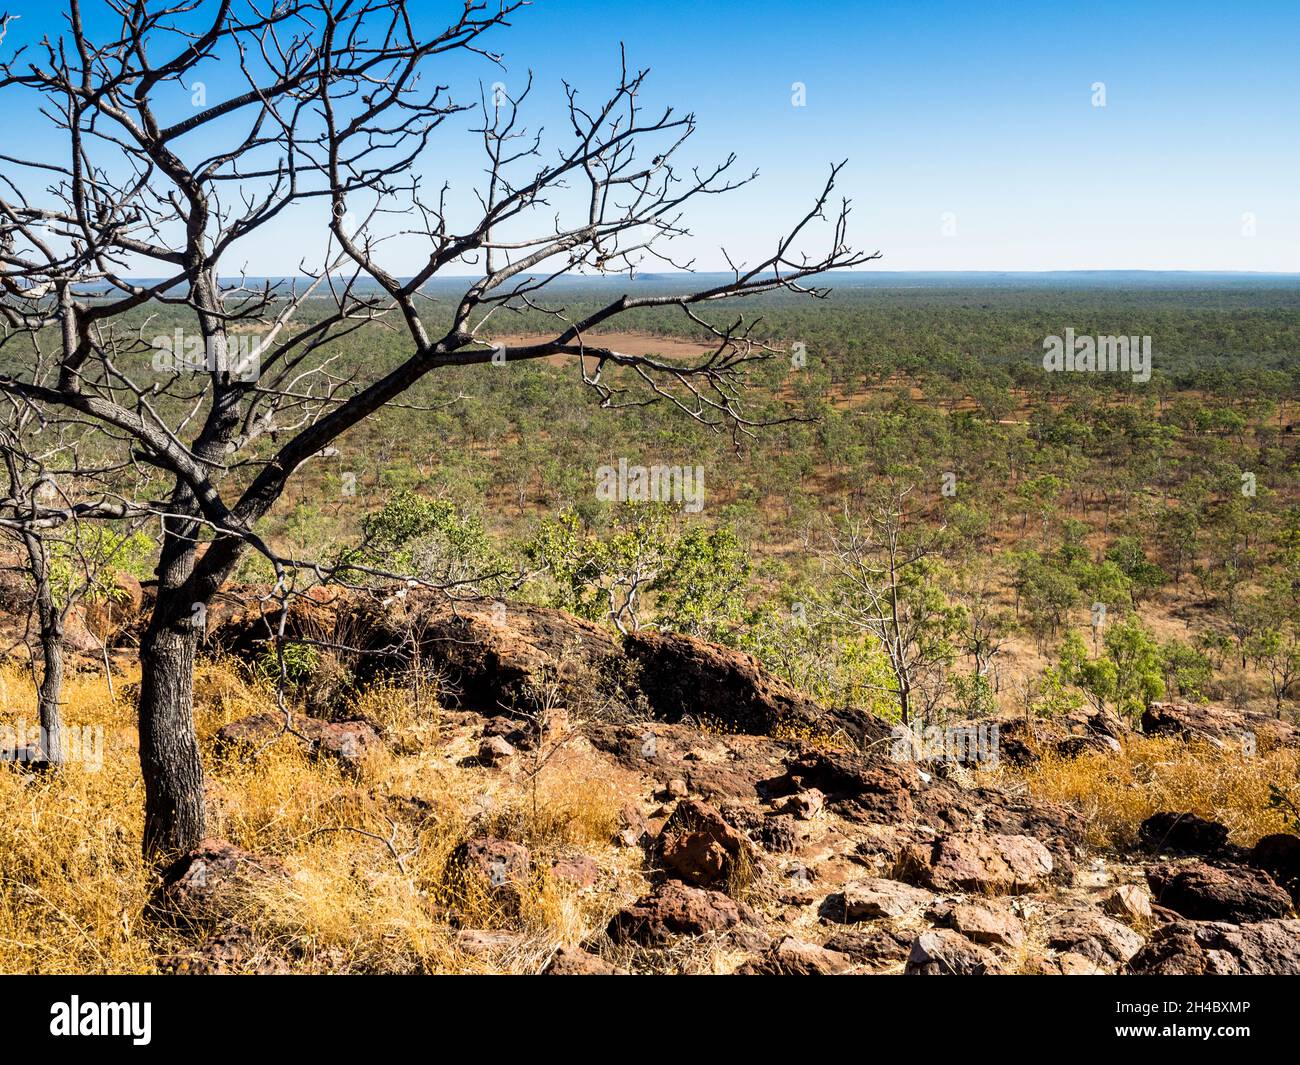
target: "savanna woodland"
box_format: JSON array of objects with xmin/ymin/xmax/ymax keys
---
[{"xmin": 1, "ymin": 0, "xmax": 1298, "ymax": 980}]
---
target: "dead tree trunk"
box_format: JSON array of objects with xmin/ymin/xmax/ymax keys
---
[
  {"xmin": 138, "ymin": 526, "xmax": 207, "ymax": 857},
  {"xmin": 21, "ymin": 530, "xmax": 65, "ymax": 766}
]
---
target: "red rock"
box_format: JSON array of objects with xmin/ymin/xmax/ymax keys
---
[
  {"xmin": 477, "ymin": 735, "xmax": 516, "ymax": 766},
  {"xmin": 152, "ymin": 839, "xmax": 287, "ymax": 926},
  {"xmin": 1129, "ymin": 919, "xmax": 1300, "ymax": 975},
  {"xmin": 1142, "ymin": 701, "xmax": 1298, "ymax": 750},
  {"xmin": 896, "ymin": 832, "xmax": 1053, "ymax": 895},
  {"xmin": 1102, "ymin": 884, "xmax": 1153, "ymax": 924},
  {"xmin": 1139, "ymin": 811, "xmax": 1230, "ymax": 856},
  {"xmin": 905, "ymin": 930, "xmax": 998, "ymax": 975},
  {"xmin": 656, "ymin": 799, "xmax": 756, "ymax": 891},
  {"xmin": 450, "ymin": 837, "xmax": 532, "ymax": 910},
  {"xmin": 157, "ymin": 924, "xmax": 289, "ymax": 975},
  {"xmin": 1146, "ymin": 861, "xmax": 1293, "ymax": 923},
  {"xmin": 738, "ymin": 936, "xmax": 852, "ymax": 975},
  {"xmin": 947, "ymin": 901, "xmax": 1025, "ymax": 947},
  {"xmin": 607, "ymin": 882, "xmax": 750, "ymax": 946},
  {"xmin": 835, "ymin": 877, "xmax": 932, "ymax": 921},
  {"xmin": 1249, "ymin": 834, "xmax": 1300, "ymax": 899},
  {"xmin": 214, "ymin": 712, "xmax": 378, "ymax": 770},
  {"xmin": 1043, "ymin": 909, "xmax": 1144, "ymax": 967},
  {"xmin": 550, "ymin": 855, "xmax": 599, "ymax": 889},
  {"xmin": 543, "ymin": 947, "xmax": 628, "ymax": 975}
]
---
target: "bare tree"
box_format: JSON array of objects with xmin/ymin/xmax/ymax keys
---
[
  {"xmin": 0, "ymin": 0, "xmax": 872, "ymax": 857},
  {"xmin": 823, "ymin": 485, "xmax": 957, "ymax": 726},
  {"xmin": 1, "ymin": 359, "xmax": 151, "ymax": 766},
  {"xmin": 944, "ymin": 559, "xmax": 1015, "ymax": 681}
]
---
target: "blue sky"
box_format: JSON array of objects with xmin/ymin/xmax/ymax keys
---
[{"xmin": 3, "ymin": 0, "xmax": 1298, "ymax": 273}]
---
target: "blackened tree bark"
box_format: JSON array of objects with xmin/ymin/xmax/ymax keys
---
[{"xmin": 137, "ymin": 520, "xmax": 207, "ymax": 855}]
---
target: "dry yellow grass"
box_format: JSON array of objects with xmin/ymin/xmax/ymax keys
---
[
  {"xmin": 0, "ymin": 660, "xmax": 641, "ymax": 974},
  {"xmin": 997, "ymin": 734, "xmax": 1300, "ymax": 850},
  {"xmin": 6, "ymin": 656, "xmax": 1298, "ymax": 975}
]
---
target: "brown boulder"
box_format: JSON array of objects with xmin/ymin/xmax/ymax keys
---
[
  {"xmin": 549, "ymin": 855, "xmax": 600, "ymax": 889},
  {"xmin": 656, "ymin": 799, "xmax": 757, "ymax": 891},
  {"xmin": 450, "ymin": 837, "xmax": 533, "ymax": 911},
  {"xmin": 905, "ymin": 930, "xmax": 998, "ymax": 975},
  {"xmin": 607, "ymin": 881, "xmax": 751, "ymax": 946},
  {"xmin": 1129, "ymin": 919, "xmax": 1300, "ymax": 975},
  {"xmin": 1146, "ymin": 861, "xmax": 1293, "ymax": 923},
  {"xmin": 832, "ymin": 877, "xmax": 933, "ymax": 922},
  {"xmin": 1036, "ymin": 951, "xmax": 1106, "ymax": 975},
  {"xmin": 477, "ymin": 735, "xmax": 516, "ymax": 766},
  {"xmin": 823, "ymin": 927, "xmax": 914, "ymax": 967},
  {"xmin": 151, "ymin": 839, "xmax": 287, "ymax": 927},
  {"xmin": 1043, "ymin": 909, "xmax": 1145, "ymax": 967},
  {"xmin": 942, "ymin": 787, "xmax": 1085, "ymax": 883},
  {"xmin": 738, "ymin": 936, "xmax": 853, "ymax": 975},
  {"xmin": 944, "ymin": 901, "xmax": 1026, "ymax": 948},
  {"xmin": 1249, "ymin": 834, "xmax": 1300, "ymax": 900},
  {"xmin": 455, "ymin": 929, "xmax": 525, "ymax": 955},
  {"xmin": 1102, "ymin": 884, "xmax": 1154, "ymax": 925},
  {"xmin": 1138, "ymin": 811, "xmax": 1230, "ymax": 856},
  {"xmin": 157, "ymin": 924, "xmax": 289, "ymax": 975},
  {"xmin": 896, "ymin": 832, "xmax": 1053, "ymax": 895},
  {"xmin": 543, "ymin": 947, "xmax": 629, "ymax": 975}
]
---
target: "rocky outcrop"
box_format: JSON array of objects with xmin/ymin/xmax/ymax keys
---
[
  {"xmin": 1248, "ymin": 834, "xmax": 1300, "ymax": 901},
  {"xmin": 624, "ymin": 629, "xmax": 880, "ymax": 740},
  {"xmin": 1141, "ymin": 701, "xmax": 1298, "ymax": 750},
  {"xmin": 206, "ymin": 590, "xmax": 873, "ymax": 739}
]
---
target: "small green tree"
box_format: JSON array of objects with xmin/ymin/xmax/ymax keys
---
[
  {"xmin": 346, "ymin": 490, "xmax": 505, "ymax": 592},
  {"xmin": 653, "ymin": 526, "xmax": 752, "ymax": 644},
  {"xmin": 1246, "ymin": 625, "xmax": 1300, "ymax": 715},
  {"xmin": 1160, "ymin": 638, "xmax": 1213, "ymax": 702},
  {"xmin": 1059, "ymin": 617, "xmax": 1165, "ymax": 719}
]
